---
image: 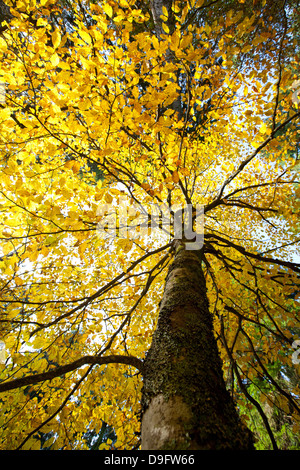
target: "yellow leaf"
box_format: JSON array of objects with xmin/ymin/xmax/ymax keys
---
[
  {"xmin": 162, "ymin": 22, "xmax": 169, "ymax": 34},
  {"xmin": 259, "ymin": 122, "xmax": 267, "ymax": 134},
  {"xmin": 50, "ymin": 53, "xmax": 60, "ymax": 67},
  {"xmin": 222, "ymin": 162, "xmax": 234, "ymax": 172},
  {"xmin": 116, "ymin": 238, "xmax": 133, "ymax": 253},
  {"xmin": 64, "ymin": 160, "xmax": 76, "ymax": 169},
  {"xmin": 51, "ymin": 29, "xmax": 61, "ymax": 49},
  {"xmin": 170, "ymin": 31, "xmax": 180, "ymax": 51},
  {"xmin": 37, "ymin": 17, "xmax": 48, "ymax": 27},
  {"xmin": 72, "ymin": 161, "xmax": 81, "ymax": 174},
  {"xmin": 172, "ymin": 170, "xmax": 179, "ymax": 183},
  {"xmin": 0, "ymin": 37, "xmax": 7, "ymax": 51},
  {"xmin": 251, "ymin": 141, "xmax": 260, "ymax": 148},
  {"xmin": 43, "ymin": 436, "xmax": 55, "ymax": 448},
  {"xmin": 104, "ymin": 192, "xmax": 113, "ymax": 203},
  {"xmin": 0, "ymin": 107, "xmax": 11, "ymax": 120},
  {"xmin": 171, "ymin": 4, "xmax": 180, "ymax": 13},
  {"xmin": 179, "ymin": 167, "xmax": 190, "ymax": 176},
  {"xmin": 22, "ymin": 438, "xmax": 40, "ymax": 450},
  {"xmin": 161, "ymin": 5, "xmax": 168, "ymax": 21},
  {"xmin": 103, "ymin": 3, "xmax": 113, "ymax": 18},
  {"xmin": 78, "ymin": 29, "xmax": 92, "ymax": 45},
  {"xmin": 180, "ymin": 34, "xmax": 192, "ymax": 50}
]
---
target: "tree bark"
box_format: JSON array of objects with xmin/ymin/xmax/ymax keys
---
[
  {"xmin": 0, "ymin": 0, "xmax": 12, "ymax": 25},
  {"xmin": 141, "ymin": 242, "xmax": 254, "ymax": 450}
]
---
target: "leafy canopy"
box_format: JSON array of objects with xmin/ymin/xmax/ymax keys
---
[{"xmin": 0, "ymin": 0, "xmax": 299, "ymax": 450}]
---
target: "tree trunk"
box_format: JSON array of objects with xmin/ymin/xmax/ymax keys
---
[{"xmin": 141, "ymin": 242, "xmax": 254, "ymax": 450}]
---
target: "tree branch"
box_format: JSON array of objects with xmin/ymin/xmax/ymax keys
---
[
  {"xmin": 205, "ymin": 233, "xmax": 300, "ymax": 273},
  {"xmin": 16, "ymin": 363, "xmax": 94, "ymax": 450},
  {"xmin": 0, "ymin": 354, "xmax": 144, "ymax": 393},
  {"xmin": 30, "ymin": 242, "xmax": 171, "ymax": 335},
  {"xmin": 219, "ymin": 316, "xmax": 279, "ymax": 451},
  {"xmin": 205, "ymin": 110, "xmax": 300, "ymax": 213}
]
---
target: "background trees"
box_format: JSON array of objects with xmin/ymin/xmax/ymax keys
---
[{"xmin": 0, "ymin": 0, "xmax": 299, "ymax": 450}]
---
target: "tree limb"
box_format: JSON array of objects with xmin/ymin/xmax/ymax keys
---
[
  {"xmin": 0, "ymin": 354, "xmax": 144, "ymax": 393},
  {"xmin": 205, "ymin": 110, "xmax": 300, "ymax": 213},
  {"xmin": 205, "ymin": 233, "xmax": 300, "ymax": 273}
]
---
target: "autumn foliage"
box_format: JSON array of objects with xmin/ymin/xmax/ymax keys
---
[{"xmin": 0, "ymin": 0, "xmax": 299, "ymax": 450}]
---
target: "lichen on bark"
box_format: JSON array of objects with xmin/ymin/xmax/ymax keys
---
[{"xmin": 141, "ymin": 245, "xmax": 254, "ymax": 450}]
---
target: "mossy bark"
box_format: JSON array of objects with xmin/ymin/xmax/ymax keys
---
[{"xmin": 141, "ymin": 243, "xmax": 254, "ymax": 450}]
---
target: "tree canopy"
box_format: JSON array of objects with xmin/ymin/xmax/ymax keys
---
[{"xmin": 0, "ymin": 0, "xmax": 299, "ymax": 450}]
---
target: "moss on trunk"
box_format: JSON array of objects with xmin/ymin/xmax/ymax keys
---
[{"xmin": 141, "ymin": 244, "xmax": 254, "ymax": 450}]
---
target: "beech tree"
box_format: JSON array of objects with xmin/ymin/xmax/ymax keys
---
[{"xmin": 0, "ymin": 0, "xmax": 299, "ymax": 450}]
